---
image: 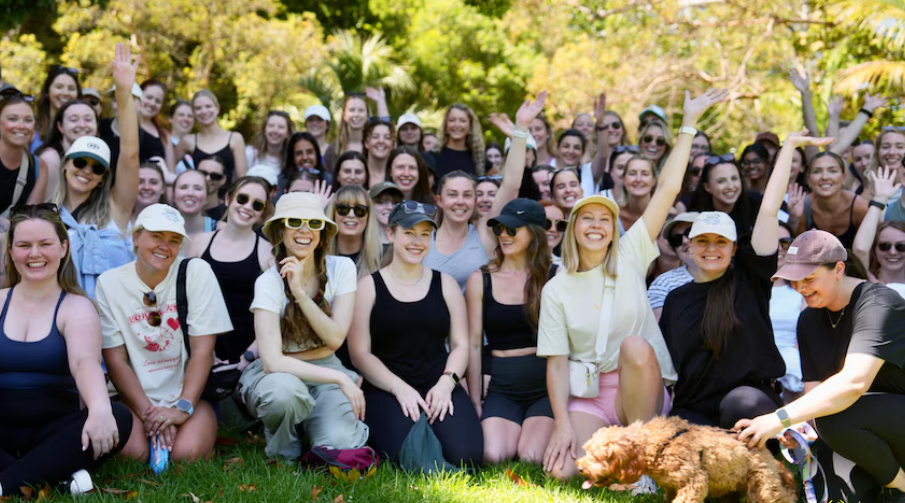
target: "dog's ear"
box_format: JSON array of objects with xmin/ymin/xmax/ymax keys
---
[{"xmin": 610, "ymin": 437, "xmax": 646, "ymax": 483}]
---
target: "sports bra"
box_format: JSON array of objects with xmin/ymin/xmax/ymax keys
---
[
  {"xmin": 192, "ymin": 132, "xmax": 236, "ymax": 182},
  {"xmin": 482, "ymin": 271, "xmax": 536, "ymax": 351}
]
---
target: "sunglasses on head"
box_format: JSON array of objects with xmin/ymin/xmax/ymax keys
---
[
  {"xmin": 599, "ymin": 122, "xmax": 622, "ymax": 131},
  {"xmin": 878, "ymin": 241, "xmax": 905, "ymax": 252},
  {"xmin": 284, "ymin": 217, "xmax": 326, "ymax": 231},
  {"xmin": 336, "ymin": 204, "xmax": 369, "ymax": 218},
  {"xmin": 85, "ymin": 97, "xmax": 101, "ymax": 107},
  {"xmin": 476, "ymin": 175, "xmax": 503, "ymax": 183},
  {"xmin": 492, "ymin": 223, "xmax": 519, "ymax": 237},
  {"xmin": 401, "ymin": 200, "xmax": 437, "ymax": 217},
  {"xmin": 667, "ymin": 228, "xmax": 691, "ymax": 249},
  {"xmin": 706, "ymin": 153, "xmax": 736, "ymax": 166},
  {"xmin": 368, "ymin": 116, "xmax": 392, "ymax": 126},
  {"xmin": 71, "ymin": 156, "xmax": 106, "ymax": 175},
  {"xmin": 143, "ymin": 291, "xmax": 162, "ymax": 327},
  {"xmin": 50, "ymin": 64, "xmax": 79, "ymax": 76},
  {"xmin": 779, "ymin": 237, "xmax": 794, "ymax": 249},
  {"xmin": 882, "ymin": 126, "xmax": 905, "ymax": 132},
  {"xmin": 545, "ymin": 218, "xmax": 568, "ymax": 232},
  {"xmin": 10, "ymin": 202, "xmax": 59, "ymax": 217},
  {"xmin": 642, "ymin": 135, "xmax": 666, "ymax": 147},
  {"xmin": 198, "ymin": 169, "xmax": 225, "ymax": 181},
  {"xmin": 0, "ymin": 88, "xmax": 35, "ymax": 102},
  {"xmin": 235, "ymin": 193, "xmax": 265, "ymax": 212},
  {"xmin": 614, "ymin": 145, "xmax": 640, "ymax": 154}
]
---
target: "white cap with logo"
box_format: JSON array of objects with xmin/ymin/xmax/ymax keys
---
[
  {"xmin": 397, "ymin": 113, "xmax": 422, "ymax": 129},
  {"xmin": 304, "ymin": 105, "xmax": 331, "ymax": 122},
  {"xmin": 689, "ymin": 211, "xmax": 737, "ymax": 242},
  {"xmin": 132, "ymin": 203, "xmax": 190, "ymax": 239},
  {"xmin": 64, "ymin": 136, "xmax": 112, "ymax": 169}
]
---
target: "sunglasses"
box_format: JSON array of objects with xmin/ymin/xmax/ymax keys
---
[
  {"xmin": 72, "ymin": 156, "xmax": 106, "ymax": 175},
  {"xmin": 0, "ymin": 88, "xmax": 35, "ymax": 102},
  {"xmin": 476, "ymin": 175, "xmax": 503, "ymax": 183},
  {"xmin": 301, "ymin": 167, "xmax": 322, "ymax": 175},
  {"xmin": 336, "ymin": 204, "xmax": 369, "ymax": 218},
  {"xmin": 50, "ymin": 64, "xmax": 79, "ymax": 76},
  {"xmin": 235, "ymin": 193, "xmax": 265, "ymax": 212},
  {"xmin": 492, "ymin": 223, "xmax": 518, "ymax": 237},
  {"xmin": 740, "ymin": 159, "xmax": 766, "ymax": 168},
  {"xmin": 10, "ymin": 202, "xmax": 59, "ymax": 216},
  {"xmin": 706, "ymin": 153, "xmax": 736, "ymax": 166},
  {"xmin": 614, "ymin": 145, "xmax": 640, "ymax": 154},
  {"xmin": 545, "ymin": 218, "xmax": 568, "ymax": 232},
  {"xmin": 667, "ymin": 228, "xmax": 691, "ymax": 249},
  {"xmin": 198, "ymin": 169, "xmax": 225, "ymax": 181},
  {"xmin": 143, "ymin": 291, "xmax": 162, "ymax": 327},
  {"xmin": 368, "ymin": 116, "xmax": 392, "ymax": 126},
  {"xmin": 401, "ymin": 200, "xmax": 437, "ymax": 217},
  {"xmin": 882, "ymin": 126, "xmax": 905, "ymax": 132},
  {"xmin": 778, "ymin": 237, "xmax": 794, "ymax": 250},
  {"xmin": 599, "ymin": 122, "xmax": 622, "ymax": 131},
  {"xmin": 689, "ymin": 167, "xmax": 701, "ymax": 177},
  {"xmin": 85, "ymin": 97, "xmax": 101, "ymax": 107},
  {"xmin": 878, "ymin": 242, "xmax": 905, "ymax": 252},
  {"xmin": 284, "ymin": 217, "xmax": 326, "ymax": 231},
  {"xmin": 642, "ymin": 135, "xmax": 666, "ymax": 147}
]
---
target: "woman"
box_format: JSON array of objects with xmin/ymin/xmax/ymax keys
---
[
  {"xmin": 333, "ymin": 151, "xmax": 370, "ymax": 190},
  {"xmin": 0, "ymin": 204, "xmax": 131, "ymax": 496},
  {"xmin": 661, "ymin": 132, "xmax": 828, "ymax": 429},
  {"xmin": 617, "ymin": 155, "xmax": 657, "ymax": 231},
  {"xmin": 34, "ymin": 65, "xmax": 81, "ymax": 150},
  {"xmin": 422, "ymin": 133, "xmax": 438, "ymax": 153},
  {"xmin": 172, "ymin": 169, "xmax": 216, "ymax": 238},
  {"xmin": 541, "ymin": 200, "xmax": 566, "ymax": 264},
  {"xmin": 738, "ymin": 229, "xmax": 905, "ymax": 503},
  {"xmin": 688, "ymin": 154, "xmax": 760, "ymax": 239},
  {"xmin": 364, "ymin": 119, "xmax": 394, "ymax": 186},
  {"xmin": 603, "ymin": 146, "xmax": 639, "ymax": 207},
  {"xmin": 99, "ymin": 204, "xmax": 231, "ymax": 462},
  {"xmin": 388, "ymin": 146, "xmax": 435, "ymax": 205},
  {"xmin": 369, "ymin": 182, "xmax": 404, "ymax": 247},
  {"xmin": 870, "ymin": 128, "xmax": 905, "ymax": 175},
  {"xmin": 188, "ymin": 177, "xmax": 273, "ymax": 367},
  {"xmin": 475, "ymin": 177, "xmax": 501, "ymax": 219},
  {"xmin": 196, "ymin": 156, "xmax": 228, "ymax": 220},
  {"xmin": 435, "ymin": 104, "xmax": 485, "ymax": 178},
  {"xmin": 177, "ymin": 90, "xmax": 247, "ymax": 183},
  {"xmin": 549, "ymin": 168, "xmax": 583, "ymax": 216},
  {"xmin": 539, "ymin": 88, "xmax": 726, "ymax": 481},
  {"xmin": 326, "ymin": 185, "xmax": 383, "ymax": 279},
  {"xmin": 130, "ymin": 162, "xmax": 167, "ymax": 227},
  {"xmin": 795, "ymin": 151, "xmax": 869, "ymax": 249},
  {"xmin": 37, "ymin": 99, "xmax": 97, "ymax": 202},
  {"xmin": 528, "ymin": 115, "xmax": 555, "ymax": 166},
  {"xmin": 424, "ymin": 93, "xmax": 546, "ymax": 291},
  {"xmin": 138, "ymin": 79, "xmax": 175, "ymax": 171},
  {"xmin": 348, "ymin": 201, "xmax": 482, "ymax": 465},
  {"xmin": 280, "ymin": 132, "xmax": 324, "ymax": 194},
  {"xmin": 485, "ymin": 142, "xmax": 504, "ymax": 175},
  {"xmin": 1, "ymin": 90, "xmax": 47, "ymax": 216},
  {"xmin": 246, "ymin": 111, "xmax": 294, "ymax": 177},
  {"xmin": 465, "ymin": 199, "xmax": 554, "ymax": 463},
  {"xmin": 740, "ymin": 142, "xmax": 771, "ymax": 194},
  {"xmin": 638, "ymin": 118, "xmax": 672, "ymax": 167},
  {"xmin": 690, "ymin": 131, "xmax": 711, "ymax": 159},
  {"xmin": 533, "ymin": 166, "xmax": 553, "ymax": 202},
  {"xmin": 853, "ymin": 166, "xmax": 905, "ymax": 285},
  {"xmin": 304, "ymin": 105, "xmax": 331, "ymax": 155},
  {"xmin": 285, "ymin": 169, "xmax": 321, "ymax": 195},
  {"xmin": 770, "ymin": 221, "xmax": 805, "ymax": 403},
  {"xmin": 168, "ymin": 100, "xmax": 194, "ymax": 147},
  {"xmin": 675, "ymin": 152, "xmax": 709, "ymax": 212},
  {"xmin": 551, "ymin": 130, "xmax": 599, "ymax": 197},
  {"xmin": 323, "ymin": 93, "xmax": 368, "ymax": 174},
  {"xmin": 848, "ymin": 140, "xmax": 873, "ymax": 195},
  {"xmin": 50, "ymin": 44, "xmax": 140, "ymax": 298},
  {"xmin": 240, "ymin": 192, "xmax": 368, "ymax": 459},
  {"xmin": 396, "ymin": 113, "xmax": 423, "ymax": 150}
]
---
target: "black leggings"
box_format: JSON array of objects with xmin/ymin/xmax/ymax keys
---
[
  {"xmin": 363, "ymin": 384, "xmax": 483, "ymax": 467},
  {"xmin": 813, "ymin": 392, "xmax": 905, "ymax": 502},
  {"xmin": 0, "ymin": 393, "xmax": 132, "ymax": 496},
  {"xmin": 672, "ymin": 385, "xmax": 782, "ymax": 428}
]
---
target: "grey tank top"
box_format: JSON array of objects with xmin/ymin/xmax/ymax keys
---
[{"xmin": 422, "ymin": 224, "xmax": 489, "ymax": 291}]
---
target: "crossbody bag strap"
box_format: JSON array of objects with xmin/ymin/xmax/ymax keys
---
[
  {"xmin": 177, "ymin": 258, "xmax": 193, "ymax": 358},
  {"xmin": 594, "ymin": 273, "xmax": 616, "ymax": 363}
]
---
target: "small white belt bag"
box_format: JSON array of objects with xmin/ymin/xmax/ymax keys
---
[{"xmin": 568, "ymin": 273, "xmax": 614, "ymax": 398}]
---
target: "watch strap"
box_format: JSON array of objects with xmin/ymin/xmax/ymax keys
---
[
  {"xmin": 442, "ymin": 371, "xmax": 459, "ymax": 386},
  {"xmin": 243, "ymin": 350, "xmax": 257, "ymax": 362},
  {"xmin": 776, "ymin": 408, "xmax": 792, "ymax": 428},
  {"xmin": 869, "ymin": 200, "xmax": 887, "ymax": 211},
  {"xmin": 511, "ymin": 129, "xmax": 530, "ymax": 140},
  {"xmin": 678, "ymin": 126, "xmax": 697, "ymax": 137}
]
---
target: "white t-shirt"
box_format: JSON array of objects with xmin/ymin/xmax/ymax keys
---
[
  {"xmin": 249, "ymin": 256, "xmax": 357, "ymax": 352},
  {"xmin": 537, "ymin": 217, "xmax": 678, "ymax": 382},
  {"xmin": 98, "ymin": 258, "xmax": 234, "ymax": 407},
  {"xmin": 245, "ymin": 146, "xmax": 282, "ymax": 177}
]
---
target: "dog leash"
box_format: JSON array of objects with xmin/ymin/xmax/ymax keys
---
[{"xmin": 779, "ymin": 424, "xmax": 827, "ymax": 503}]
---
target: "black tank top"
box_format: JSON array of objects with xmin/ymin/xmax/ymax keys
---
[
  {"xmin": 481, "ymin": 271, "xmax": 537, "ymax": 351},
  {"xmin": 369, "ymin": 270, "xmax": 449, "ymax": 390},
  {"xmin": 140, "ymin": 129, "xmax": 166, "ymax": 163},
  {"xmin": 0, "ymin": 152, "xmax": 37, "ymax": 215},
  {"xmin": 192, "ymin": 132, "xmax": 236, "ymax": 183},
  {"xmin": 200, "ymin": 231, "xmax": 262, "ymax": 362}
]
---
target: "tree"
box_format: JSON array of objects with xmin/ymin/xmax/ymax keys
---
[{"xmin": 831, "ymin": 0, "xmax": 905, "ymax": 94}]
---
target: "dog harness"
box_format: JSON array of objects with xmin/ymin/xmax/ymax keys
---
[{"xmin": 655, "ymin": 428, "xmax": 690, "ymax": 459}]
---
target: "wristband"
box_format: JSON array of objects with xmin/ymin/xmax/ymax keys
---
[
  {"xmin": 869, "ymin": 199, "xmax": 887, "ymax": 211},
  {"xmin": 776, "ymin": 408, "xmax": 792, "ymax": 428},
  {"xmin": 442, "ymin": 371, "xmax": 460, "ymax": 386},
  {"xmin": 859, "ymin": 108, "xmax": 874, "ymax": 119},
  {"xmin": 512, "ymin": 129, "xmax": 530, "ymax": 140},
  {"xmin": 678, "ymin": 126, "xmax": 697, "ymax": 137},
  {"xmin": 243, "ymin": 350, "xmax": 257, "ymax": 363}
]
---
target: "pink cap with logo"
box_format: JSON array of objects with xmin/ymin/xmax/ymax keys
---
[{"xmin": 772, "ymin": 230, "xmax": 847, "ymax": 281}]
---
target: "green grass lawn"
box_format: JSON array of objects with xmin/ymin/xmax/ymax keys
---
[{"xmin": 6, "ymin": 431, "xmax": 665, "ymax": 503}]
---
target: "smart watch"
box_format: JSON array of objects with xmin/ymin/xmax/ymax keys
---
[
  {"xmin": 243, "ymin": 350, "xmax": 257, "ymax": 363},
  {"xmin": 442, "ymin": 371, "xmax": 460, "ymax": 386},
  {"xmin": 175, "ymin": 398, "xmax": 194, "ymax": 417},
  {"xmin": 775, "ymin": 408, "xmax": 792, "ymax": 428}
]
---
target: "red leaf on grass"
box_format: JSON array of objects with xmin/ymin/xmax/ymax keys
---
[
  {"xmin": 506, "ymin": 469, "xmax": 536, "ymax": 488},
  {"xmin": 333, "ymin": 495, "xmax": 345, "ymax": 503},
  {"xmin": 215, "ymin": 437, "xmax": 238, "ymax": 446}
]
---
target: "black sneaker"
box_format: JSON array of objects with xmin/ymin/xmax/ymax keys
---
[{"xmin": 882, "ymin": 487, "xmax": 905, "ymax": 503}]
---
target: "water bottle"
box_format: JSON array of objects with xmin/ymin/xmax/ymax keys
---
[{"xmin": 149, "ymin": 436, "xmax": 169, "ymax": 474}]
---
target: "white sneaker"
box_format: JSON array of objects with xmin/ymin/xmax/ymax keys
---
[
  {"xmin": 69, "ymin": 469, "xmax": 94, "ymax": 495},
  {"xmin": 630, "ymin": 475, "xmax": 659, "ymax": 496}
]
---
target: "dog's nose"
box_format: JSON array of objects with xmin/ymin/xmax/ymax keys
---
[{"xmin": 577, "ymin": 466, "xmax": 584, "ymax": 473}]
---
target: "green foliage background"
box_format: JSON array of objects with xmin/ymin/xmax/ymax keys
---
[{"xmin": 2, "ymin": 0, "xmax": 902, "ymax": 150}]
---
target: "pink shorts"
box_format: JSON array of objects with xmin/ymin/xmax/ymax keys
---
[{"xmin": 567, "ymin": 370, "xmax": 672, "ymax": 426}]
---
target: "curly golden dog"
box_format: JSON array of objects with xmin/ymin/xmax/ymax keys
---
[{"xmin": 576, "ymin": 416, "xmax": 797, "ymax": 503}]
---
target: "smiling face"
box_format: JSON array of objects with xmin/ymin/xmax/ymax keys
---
[
  {"xmin": 791, "ymin": 264, "xmax": 843, "ymax": 309},
  {"xmin": 691, "ymin": 232, "xmax": 736, "ymax": 278},
  {"xmin": 192, "ymin": 95, "xmax": 219, "ymax": 126},
  {"xmin": 134, "ymin": 229, "xmax": 182, "ymax": 274},
  {"xmin": 344, "ymin": 97, "xmax": 368, "ymax": 131},
  {"xmin": 228, "ymin": 182, "xmax": 268, "ymax": 229},
  {"xmin": 445, "ymin": 108, "xmax": 470, "ymax": 143},
  {"xmin": 601, "ymin": 114, "xmax": 623, "ymax": 147},
  {"xmin": 497, "ymin": 224, "xmax": 532, "ymax": 257},
  {"xmin": 623, "ymin": 158, "xmax": 656, "ymax": 198},
  {"xmin": 338, "ymin": 158, "xmax": 367, "ymax": 187},
  {"xmin": 64, "ymin": 156, "xmax": 106, "ymax": 196},
  {"xmin": 373, "ymin": 193, "xmax": 401, "ymax": 226},
  {"xmin": 529, "ymin": 118, "xmax": 548, "ymax": 147},
  {"xmin": 293, "ymin": 138, "xmax": 318, "ymax": 169},
  {"xmin": 790, "ymin": 148, "xmax": 805, "ymax": 181},
  {"xmin": 544, "ymin": 204, "xmax": 565, "ymax": 249},
  {"xmin": 283, "ymin": 221, "xmax": 322, "ymax": 260},
  {"xmin": 436, "ymin": 176, "xmax": 476, "ymax": 224},
  {"xmin": 852, "ymin": 144, "xmax": 872, "ymax": 177},
  {"xmin": 703, "ymin": 163, "xmax": 742, "ymax": 209},
  {"xmin": 366, "ymin": 124, "xmax": 393, "ymax": 160},
  {"xmin": 776, "ymin": 225, "xmax": 792, "ymax": 268},
  {"xmin": 140, "ymin": 84, "xmax": 165, "ymax": 120},
  {"xmin": 390, "ymin": 221, "xmax": 433, "ymax": 265},
  {"xmin": 533, "ymin": 170, "xmax": 552, "ymax": 201},
  {"xmin": 690, "ymin": 135, "xmax": 710, "ymax": 159},
  {"xmin": 196, "ymin": 158, "xmax": 226, "ymax": 195},
  {"xmin": 49, "ymin": 74, "xmax": 78, "ymax": 111},
  {"xmin": 398, "ymin": 123, "xmax": 421, "ymax": 147},
  {"xmin": 742, "ymin": 151, "xmax": 768, "ymax": 182},
  {"xmin": 0, "ymin": 102, "xmax": 36, "ymax": 149},
  {"xmin": 552, "ymin": 170, "xmax": 583, "ymax": 212},
  {"xmin": 137, "ymin": 167, "xmax": 165, "ymax": 207},
  {"xmin": 59, "ymin": 103, "xmax": 97, "ymax": 145},
  {"xmin": 171, "ymin": 103, "xmax": 194, "ymax": 135},
  {"xmin": 573, "ymin": 114, "xmax": 594, "ymax": 142},
  {"xmin": 390, "ymin": 153, "xmax": 419, "ymax": 194},
  {"xmin": 640, "ymin": 125, "xmax": 667, "ymax": 161},
  {"xmin": 305, "ymin": 116, "xmax": 328, "ymax": 138},
  {"xmin": 573, "ymin": 203, "xmax": 615, "ymax": 254},
  {"xmin": 173, "ymin": 170, "xmax": 207, "ymax": 215},
  {"xmin": 475, "ymin": 181, "xmax": 498, "ymax": 216},
  {"xmin": 807, "ymin": 156, "xmax": 845, "ymax": 198},
  {"xmin": 559, "ymin": 135, "xmax": 584, "ymax": 167},
  {"xmin": 486, "ymin": 147, "xmax": 503, "ymax": 169},
  {"xmin": 264, "ymin": 115, "xmax": 291, "ymax": 147},
  {"xmin": 10, "ymin": 219, "xmax": 68, "ymax": 283},
  {"xmin": 875, "ymin": 226, "xmax": 905, "ymax": 275},
  {"xmin": 879, "ymin": 132, "xmax": 905, "ymax": 168},
  {"xmin": 669, "ymin": 221, "xmax": 694, "ymax": 267},
  {"xmin": 334, "ymin": 197, "xmax": 369, "ymax": 239}
]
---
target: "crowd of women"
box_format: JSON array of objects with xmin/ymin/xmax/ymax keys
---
[{"xmin": 2, "ymin": 44, "xmax": 905, "ymax": 503}]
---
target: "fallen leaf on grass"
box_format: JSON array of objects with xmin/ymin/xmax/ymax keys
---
[
  {"xmin": 139, "ymin": 479, "xmax": 163, "ymax": 487},
  {"xmin": 506, "ymin": 469, "xmax": 537, "ymax": 488},
  {"xmin": 19, "ymin": 487, "xmax": 33, "ymax": 500},
  {"xmin": 333, "ymin": 495, "xmax": 345, "ymax": 503},
  {"xmin": 310, "ymin": 486, "xmax": 323, "ymax": 501},
  {"xmin": 100, "ymin": 488, "xmax": 135, "ymax": 497},
  {"xmin": 35, "ymin": 487, "xmax": 52, "ymax": 502},
  {"xmin": 238, "ymin": 484, "xmax": 257, "ymax": 492},
  {"xmin": 222, "ymin": 457, "xmax": 244, "ymax": 471}
]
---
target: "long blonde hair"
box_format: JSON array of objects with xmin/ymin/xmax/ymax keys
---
[
  {"xmin": 52, "ymin": 155, "xmax": 114, "ymax": 229},
  {"xmin": 325, "ymin": 185, "xmax": 383, "ymax": 278},
  {"xmin": 638, "ymin": 118, "xmax": 673, "ymax": 168},
  {"xmin": 561, "ymin": 202, "xmax": 620, "ymax": 278},
  {"xmin": 332, "ymin": 94, "xmax": 368, "ymax": 163},
  {"xmin": 437, "ymin": 103, "xmax": 485, "ymax": 176}
]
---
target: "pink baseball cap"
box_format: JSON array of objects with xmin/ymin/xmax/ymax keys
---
[{"xmin": 772, "ymin": 230, "xmax": 847, "ymax": 281}]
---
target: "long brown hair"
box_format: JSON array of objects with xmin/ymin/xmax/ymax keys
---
[
  {"xmin": 264, "ymin": 223, "xmax": 332, "ymax": 351},
  {"xmin": 700, "ymin": 264, "xmax": 740, "ymax": 359},
  {"xmin": 485, "ymin": 222, "xmax": 551, "ymax": 331},
  {"xmin": 870, "ymin": 221, "xmax": 905, "ymax": 277},
  {"xmin": 5, "ymin": 205, "xmax": 88, "ymax": 297}
]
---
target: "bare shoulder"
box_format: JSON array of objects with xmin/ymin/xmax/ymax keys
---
[
  {"xmin": 187, "ymin": 231, "xmax": 215, "ymax": 257},
  {"xmin": 257, "ymin": 236, "xmax": 273, "ymax": 270}
]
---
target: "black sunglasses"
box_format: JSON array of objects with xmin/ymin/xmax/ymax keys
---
[
  {"xmin": 545, "ymin": 218, "xmax": 568, "ymax": 232},
  {"xmin": 614, "ymin": 145, "xmax": 640, "ymax": 154},
  {"xmin": 779, "ymin": 237, "xmax": 794, "ymax": 249},
  {"xmin": 368, "ymin": 116, "xmax": 392, "ymax": 126},
  {"xmin": 667, "ymin": 228, "xmax": 691, "ymax": 249},
  {"xmin": 235, "ymin": 193, "xmax": 265, "ymax": 212},
  {"xmin": 0, "ymin": 88, "xmax": 35, "ymax": 102},
  {"xmin": 476, "ymin": 175, "xmax": 503, "ymax": 183},
  {"xmin": 401, "ymin": 200, "xmax": 437, "ymax": 217},
  {"xmin": 882, "ymin": 126, "xmax": 905, "ymax": 132},
  {"xmin": 599, "ymin": 122, "xmax": 622, "ymax": 131},
  {"xmin": 50, "ymin": 64, "xmax": 79, "ymax": 76},
  {"xmin": 10, "ymin": 202, "xmax": 59, "ymax": 216},
  {"xmin": 72, "ymin": 156, "xmax": 106, "ymax": 175},
  {"xmin": 878, "ymin": 242, "xmax": 905, "ymax": 252},
  {"xmin": 198, "ymin": 169, "xmax": 225, "ymax": 181},
  {"xmin": 705, "ymin": 154, "xmax": 736, "ymax": 166},
  {"xmin": 336, "ymin": 204, "xmax": 369, "ymax": 218},
  {"xmin": 492, "ymin": 223, "xmax": 518, "ymax": 237},
  {"xmin": 642, "ymin": 135, "xmax": 666, "ymax": 147},
  {"xmin": 85, "ymin": 97, "xmax": 101, "ymax": 107},
  {"xmin": 143, "ymin": 291, "xmax": 162, "ymax": 328}
]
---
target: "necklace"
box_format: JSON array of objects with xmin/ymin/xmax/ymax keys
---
[
  {"xmin": 826, "ymin": 306, "xmax": 846, "ymax": 329},
  {"xmin": 389, "ymin": 266, "xmax": 423, "ymax": 287}
]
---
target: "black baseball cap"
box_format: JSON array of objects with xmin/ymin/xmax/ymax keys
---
[
  {"xmin": 388, "ymin": 200, "xmax": 438, "ymax": 229},
  {"xmin": 487, "ymin": 198, "xmax": 546, "ymax": 230}
]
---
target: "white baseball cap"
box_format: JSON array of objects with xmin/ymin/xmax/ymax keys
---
[
  {"xmin": 504, "ymin": 134, "xmax": 537, "ymax": 153},
  {"xmin": 304, "ymin": 105, "xmax": 331, "ymax": 122},
  {"xmin": 132, "ymin": 203, "xmax": 189, "ymax": 239},
  {"xmin": 64, "ymin": 136, "xmax": 112, "ymax": 169},
  {"xmin": 689, "ymin": 211, "xmax": 737, "ymax": 242},
  {"xmin": 246, "ymin": 165, "xmax": 279, "ymax": 187},
  {"xmin": 108, "ymin": 82, "xmax": 143, "ymax": 100},
  {"xmin": 397, "ymin": 113, "xmax": 422, "ymax": 129}
]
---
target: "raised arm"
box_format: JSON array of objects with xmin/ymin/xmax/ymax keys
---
[
  {"xmin": 366, "ymin": 87, "xmax": 390, "ymax": 118},
  {"xmin": 110, "ymin": 43, "xmax": 140, "ymax": 229},
  {"xmin": 829, "ymin": 93, "xmax": 887, "ymax": 156},
  {"xmin": 853, "ymin": 166, "xmax": 901, "ymax": 274},
  {"xmin": 642, "ymin": 88, "xmax": 729, "ymax": 241},
  {"xmin": 789, "ymin": 68, "xmax": 821, "ymax": 161},
  {"xmin": 752, "ymin": 131, "xmax": 832, "ymax": 255},
  {"xmin": 826, "ymin": 95, "xmax": 842, "ymax": 142},
  {"xmin": 478, "ymin": 91, "xmax": 548, "ymax": 255},
  {"xmin": 590, "ymin": 92, "xmax": 610, "ymax": 186}
]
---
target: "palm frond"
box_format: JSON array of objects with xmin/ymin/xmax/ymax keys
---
[
  {"xmin": 834, "ymin": 0, "xmax": 905, "ymax": 50},
  {"xmin": 833, "ymin": 59, "xmax": 905, "ymax": 93}
]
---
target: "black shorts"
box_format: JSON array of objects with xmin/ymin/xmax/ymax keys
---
[{"xmin": 481, "ymin": 354, "xmax": 552, "ymax": 425}]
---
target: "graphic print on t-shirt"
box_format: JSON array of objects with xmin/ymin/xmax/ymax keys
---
[{"xmin": 127, "ymin": 301, "xmax": 182, "ymax": 371}]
